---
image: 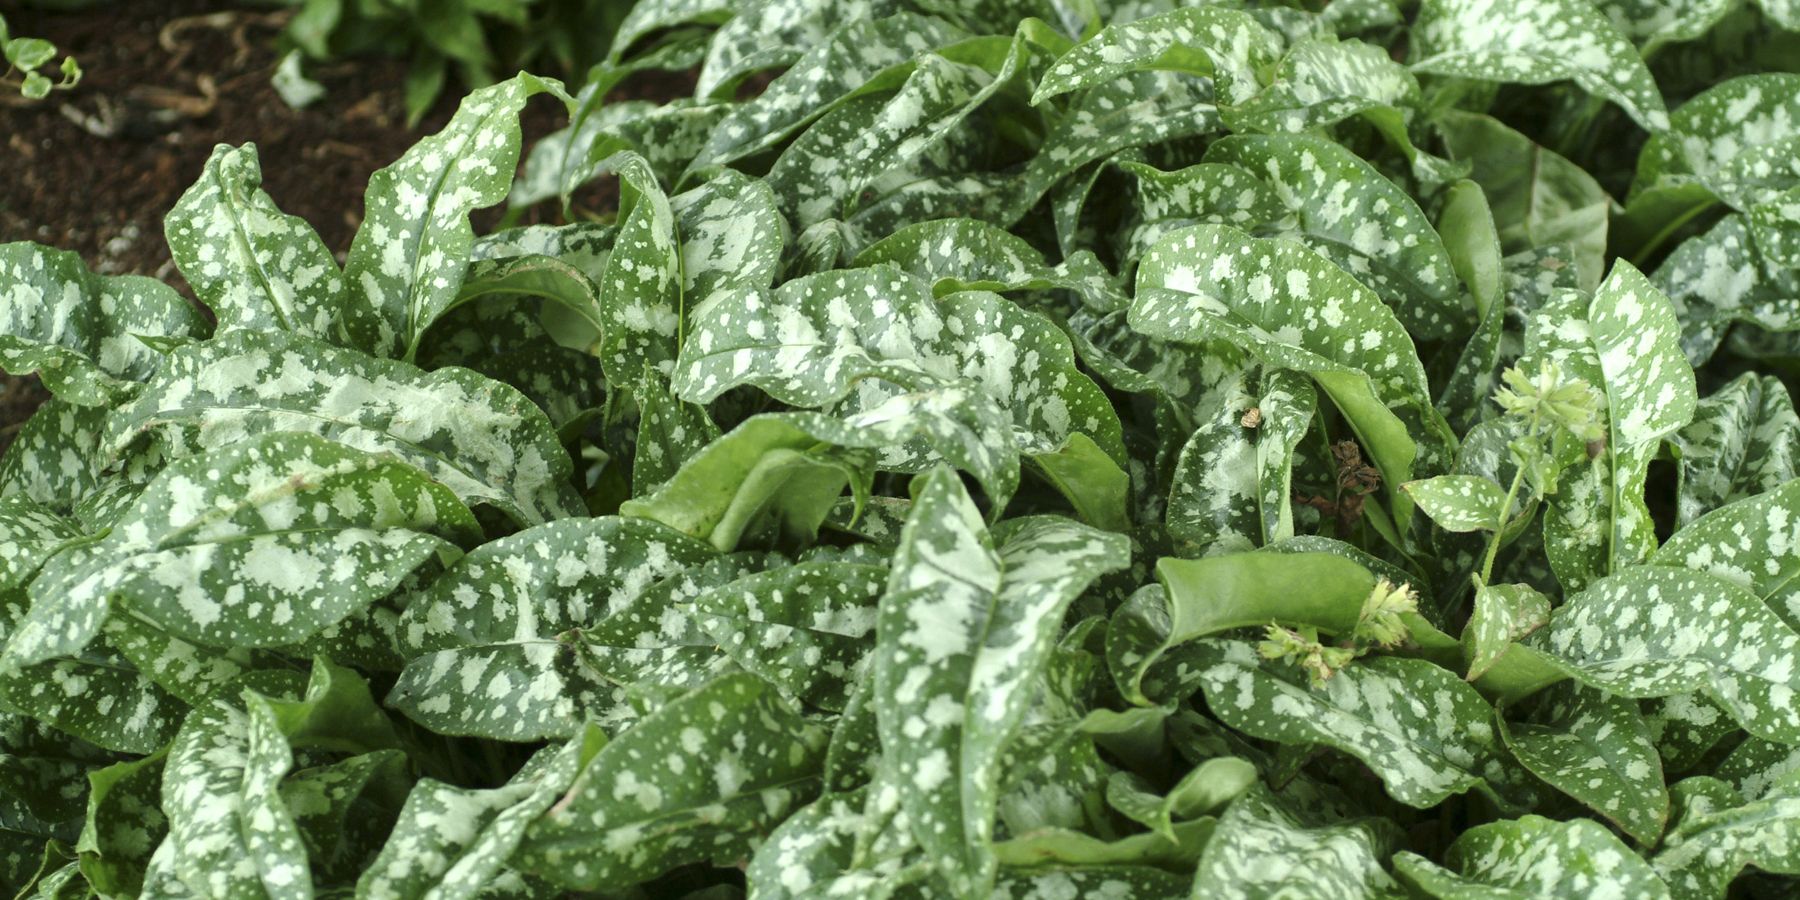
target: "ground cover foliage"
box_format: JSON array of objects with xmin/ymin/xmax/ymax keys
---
[{"xmin": 4, "ymin": 0, "xmax": 1800, "ymax": 896}]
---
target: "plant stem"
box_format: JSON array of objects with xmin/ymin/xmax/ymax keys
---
[{"xmin": 1477, "ymin": 413, "xmax": 1542, "ymax": 588}]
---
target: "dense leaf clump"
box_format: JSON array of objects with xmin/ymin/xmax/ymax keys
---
[{"xmin": 5, "ymin": 0, "xmax": 1800, "ymax": 896}]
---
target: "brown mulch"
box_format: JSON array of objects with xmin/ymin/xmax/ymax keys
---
[{"xmin": 0, "ymin": 0, "xmax": 695, "ymax": 451}]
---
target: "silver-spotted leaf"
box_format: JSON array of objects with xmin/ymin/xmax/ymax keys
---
[{"xmin": 164, "ymin": 143, "xmax": 344, "ymax": 340}]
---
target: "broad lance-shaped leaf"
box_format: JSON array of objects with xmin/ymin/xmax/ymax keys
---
[
  {"xmin": 164, "ymin": 143, "xmax": 343, "ymax": 339},
  {"xmin": 161, "ymin": 693, "xmax": 308, "ymax": 899},
  {"xmin": 281, "ymin": 750, "xmax": 412, "ymax": 884},
  {"xmin": 1528, "ymin": 262, "xmax": 1697, "ymax": 591},
  {"xmin": 1655, "ymin": 214, "xmax": 1800, "ymax": 365},
  {"xmin": 1203, "ymin": 135, "xmax": 1469, "ymax": 340},
  {"xmin": 675, "ymin": 167, "xmax": 784, "ymax": 305},
  {"xmin": 340, "ymin": 73, "xmax": 570, "ymax": 360},
  {"xmin": 1031, "ymin": 6, "xmax": 1279, "ymax": 106},
  {"xmin": 764, "ymin": 45, "xmax": 1015, "ymax": 231},
  {"xmin": 0, "ymin": 243, "xmax": 207, "ymax": 405},
  {"xmin": 513, "ymin": 673, "xmax": 829, "ymax": 891},
  {"xmin": 686, "ymin": 12, "xmax": 967, "ymax": 174},
  {"xmin": 1670, "ymin": 373, "xmax": 1800, "ymax": 528},
  {"xmin": 1105, "ymin": 758, "xmax": 1257, "ymax": 843},
  {"xmin": 1116, "ymin": 160, "xmax": 1288, "ymax": 266},
  {"xmin": 108, "ymin": 328, "xmax": 584, "ymax": 525},
  {"xmin": 1633, "ymin": 74, "xmax": 1800, "ymax": 208},
  {"xmin": 397, "ymin": 516, "xmax": 714, "ymax": 656},
  {"xmin": 675, "ymin": 266, "xmax": 1125, "ymax": 464},
  {"xmin": 1131, "ymin": 224, "xmax": 1454, "ymax": 519},
  {"xmin": 2, "ymin": 432, "xmax": 475, "ymax": 670},
  {"xmin": 694, "ymin": 0, "xmax": 910, "ymax": 99},
  {"xmin": 1193, "ymin": 786, "xmax": 1401, "ymax": 899},
  {"xmin": 1223, "ymin": 37, "xmax": 1423, "ymax": 148},
  {"xmin": 1409, "ymin": 0, "xmax": 1669, "ymax": 132},
  {"xmin": 1436, "ymin": 111, "xmax": 1611, "ymax": 291},
  {"xmin": 0, "ymin": 595, "xmax": 183, "ymax": 754},
  {"xmin": 594, "ymin": 151, "xmax": 680, "ymax": 383},
  {"xmin": 1530, "ymin": 566, "xmax": 1800, "ymax": 743},
  {"xmin": 1501, "ymin": 683, "xmax": 1669, "ymax": 844},
  {"xmin": 1010, "ymin": 71, "xmax": 1222, "ymax": 226},
  {"xmin": 0, "ymin": 498, "xmax": 81, "ymax": 592},
  {"xmin": 1395, "ymin": 815, "xmax": 1671, "ymax": 899},
  {"xmin": 852, "ymin": 217, "xmax": 1127, "ymax": 312},
  {"xmin": 620, "ymin": 413, "xmax": 876, "ymax": 552},
  {"xmin": 1653, "ymin": 480, "xmax": 1800, "ymax": 628},
  {"xmin": 357, "ymin": 726, "xmax": 601, "ymax": 900},
  {"xmin": 387, "ymin": 517, "xmax": 714, "ymax": 741},
  {"xmin": 1405, "ymin": 475, "xmax": 1508, "ymax": 534},
  {"xmin": 691, "ymin": 560, "xmax": 884, "ymax": 711},
  {"xmin": 1167, "ymin": 367, "xmax": 1315, "ymax": 554},
  {"xmin": 1194, "ymin": 640, "xmax": 1517, "ymax": 808},
  {"xmin": 1655, "ymin": 775, "xmax": 1800, "ymax": 899},
  {"xmin": 868, "ymin": 466, "xmax": 1129, "ymax": 896}
]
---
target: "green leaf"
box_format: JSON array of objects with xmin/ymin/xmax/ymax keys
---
[
  {"xmin": 687, "ymin": 13, "xmax": 966, "ymax": 173},
  {"xmin": 1436, "ymin": 112, "xmax": 1612, "ymax": 291},
  {"xmin": 1396, "ymin": 815, "xmax": 1671, "ymax": 898},
  {"xmin": 1194, "ymin": 786, "xmax": 1400, "ymax": 899},
  {"xmin": 1527, "ymin": 262, "xmax": 1698, "ymax": 591},
  {"xmin": 1633, "ymin": 74, "xmax": 1800, "ymax": 209},
  {"xmin": 341, "ymin": 74, "xmax": 570, "ymax": 359},
  {"xmin": 281, "ymin": 750, "xmax": 411, "ymax": 884},
  {"xmin": 1669, "ymin": 373, "xmax": 1800, "ymax": 529},
  {"xmin": 1653, "ymin": 215, "xmax": 1800, "ymax": 365},
  {"xmin": 1195, "ymin": 640, "xmax": 1514, "ymax": 808},
  {"xmin": 852, "ymin": 217, "xmax": 1127, "ymax": 313},
  {"xmin": 1411, "ymin": 0, "xmax": 1670, "ymax": 132},
  {"xmin": 1115, "ymin": 160, "xmax": 1287, "ymax": 266},
  {"xmin": 1203, "ymin": 134, "xmax": 1469, "ymax": 340},
  {"xmin": 109, "ymin": 328, "xmax": 583, "ymax": 525},
  {"xmin": 160, "ymin": 693, "xmax": 308, "ymax": 899},
  {"xmin": 1464, "ymin": 583, "xmax": 1552, "ymax": 681},
  {"xmin": 676, "ymin": 266, "xmax": 1124, "ymax": 464},
  {"xmin": 1030, "ymin": 431, "xmax": 1133, "ymax": 533},
  {"xmin": 0, "ymin": 598, "xmax": 183, "ymax": 754},
  {"xmin": 1655, "ymin": 774, "xmax": 1800, "ymax": 899},
  {"xmin": 1225, "ymin": 37, "xmax": 1421, "ymax": 138},
  {"xmin": 1405, "ymin": 475, "xmax": 1509, "ymax": 534},
  {"xmin": 5, "ymin": 433, "xmax": 472, "ymax": 669},
  {"xmin": 1109, "ymin": 552, "xmax": 1379, "ymax": 704},
  {"xmin": 594, "ymin": 151, "xmax": 682, "ymax": 383},
  {"xmin": 357, "ymin": 727, "xmax": 599, "ymax": 900},
  {"xmin": 1532, "ymin": 565, "xmax": 1800, "ymax": 743},
  {"xmin": 620, "ymin": 413, "xmax": 875, "ymax": 551},
  {"xmin": 1105, "ymin": 757, "xmax": 1257, "ymax": 843},
  {"xmin": 0, "ymin": 243, "xmax": 207, "ymax": 405},
  {"xmin": 1501, "ymin": 683, "xmax": 1669, "ymax": 844},
  {"xmin": 1166, "ymin": 368, "xmax": 1315, "ymax": 553},
  {"xmin": 1653, "ymin": 479, "xmax": 1800, "ymax": 628},
  {"xmin": 1032, "ymin": 7, "xmax": 1279, "ymax": 106},
  {"xmin": 514, "ymin": 673, "xmax": 829, "ymax": 891},
  {"xmin": 868, "ymin": 466, "xmax": 1129, "ymax": 895},
  {"xmin": 164, "ymin": 143, "xmax": 345, "ymax": 339},
  {"xmin": 691, "ymin": 560, "xmax": 884, "ymax": 711},
  {"xmin": 76, "ymin": 749, "xmax": 167, "ymax": 900},
  {"xmin": 1132, "ymin": 224, "xmax": 1452, "ymax": 520}
]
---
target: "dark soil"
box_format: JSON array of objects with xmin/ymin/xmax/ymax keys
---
[{"xmin": 0, "ymin": 0, "xmax": 695, "ymax": 450}]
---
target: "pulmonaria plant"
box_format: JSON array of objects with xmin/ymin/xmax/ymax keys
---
[{"xmin": 4, "ymin": 0, "xmax": 1800, "ymax": 898}]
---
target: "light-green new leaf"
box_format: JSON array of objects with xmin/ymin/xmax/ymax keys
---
[{"xmin": 164, "ymin": 143, "xmax": 344, "ymax": 340}]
